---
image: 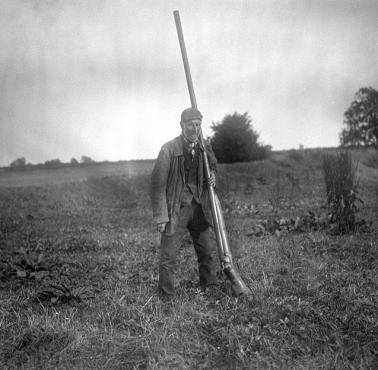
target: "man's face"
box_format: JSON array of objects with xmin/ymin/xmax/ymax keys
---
[{"xmin": 181, "ymin": 119, "xmax": 201, "ymax": 143}]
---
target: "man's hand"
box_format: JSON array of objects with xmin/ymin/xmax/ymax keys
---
[
  {"xmin": 157, "ymin": 222, "xmax": 167, "ymax": 233},
  {"xmin": 208, "ymin": 171, "xmax": 216, "ymax": 188}
]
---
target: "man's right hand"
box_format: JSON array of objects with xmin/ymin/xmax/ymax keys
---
[{"xmin": 157, "ymin": 223, "xmax": 167, "ymax": 233}]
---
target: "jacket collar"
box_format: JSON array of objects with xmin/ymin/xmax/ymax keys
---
[{"xmin": 171, "ymin": 136, "xmax": 185, "ymax": 156}]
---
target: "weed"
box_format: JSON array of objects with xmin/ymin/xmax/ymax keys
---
[
  {"xmin": 268, "ymin": 173, "xmax": 284, "ymax": 212},
  {"xmin": 322, "ymin": 151, "xmax": 363, "ymax": 233},
  {"xmin": 286, "ymin": 172, "xmax": 301, "ymax": 204},
  {"xmin": 247, "ymin": 211, "xmax": 331, "ymax": 237},
  {"xmin": 34, "ymin": 282, "xmax": 95, "ymax": 304},
  {"xmin": 8, "ymin": 247, "xmax": 54, "ymax": 280}
]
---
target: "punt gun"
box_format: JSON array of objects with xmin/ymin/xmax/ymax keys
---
[{"xmin": 173, "ymin": 10, "xmax": 251, "ymax": 297}]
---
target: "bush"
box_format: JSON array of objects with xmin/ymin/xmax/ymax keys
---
[
  {"xmin": 81, "ymin": 156, "xmax": 95, "ymax": 164},
  {"xmin": 322, "ymin": 151, "xmax": 362, "ymax": 234},
  {"xmin": 10, "ymin": 157, "xmax": 26, "ymax": 168},
  {"xmin": 44, "ymin": 159, "xmax": 63, "ymax": 169},
  {"xmin": 287, "ymin": 149, "xmax": 304, "ymax": 162},
  {"xmin": 210, "ymin": 112, "xmax": 271, "ymax": 163}
]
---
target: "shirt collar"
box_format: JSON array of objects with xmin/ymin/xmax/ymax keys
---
[{"xmin": 181, "ymin": 133, "xmax": 199, "ymax": 149}]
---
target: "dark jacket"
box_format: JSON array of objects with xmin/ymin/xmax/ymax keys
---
[{"xmin": 150, "ymin": 135, "xmax": 217, "ymax": 235}]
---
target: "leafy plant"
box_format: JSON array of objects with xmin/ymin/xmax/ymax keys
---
[
  {"xmin": 35, "ymin": 282, "xmax": 95, "ymax": 303},
  {"xmin": 9, "ymin": 248, "xmax": 53, "ymax": 280},
  {"xmin": 248, "ymin": 211, "xmax": 331, "ymax": 237}
]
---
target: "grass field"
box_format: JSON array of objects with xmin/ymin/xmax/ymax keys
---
[
  {"xmin": 0, "ymin": 149, "xmax": 377, "ymax": 369},
  {"xmin": 0, "ymin": 160, "xmax": 155, "ymax": 188}
]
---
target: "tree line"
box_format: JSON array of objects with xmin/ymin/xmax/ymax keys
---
[
  {"xmin": 209, "ymin": 85, "xmax": 377, "ymax": 162},
  {"xmin": 208, "ymin": 85, "xmax": 377, "ymax": 162},
  {"xmin": 8, "ymin": 156, "xmax": 96, "ymax": 170},
  {"xmin": 8, "ymin": 85, "xmax": 377, "ymax": 168}
]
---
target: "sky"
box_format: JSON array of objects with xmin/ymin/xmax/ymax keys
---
[{"xmin": 0, "ymin": 0, "xmax": 377, "ymax": 166}]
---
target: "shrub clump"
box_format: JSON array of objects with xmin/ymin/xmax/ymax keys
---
[
  {"xmin": 322, "ymin": 151, "xmax": 362, "ymax": 234},
  {"xmin": 210, "ymin": 112, "xmax": 271, "ymax": 163},
  {"xmin": 287, "ymin": 149, "xmax": 305, "ymax": 162}
]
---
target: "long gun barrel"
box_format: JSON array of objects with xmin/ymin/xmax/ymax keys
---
[{"xmin": 173, "ymin": 10, "xmax": 251, "ymax": 297}]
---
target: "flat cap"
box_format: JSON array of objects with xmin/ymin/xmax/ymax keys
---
[{"xmin": 180, "ymin": 107, "xmax": 202, "ymax": 122}]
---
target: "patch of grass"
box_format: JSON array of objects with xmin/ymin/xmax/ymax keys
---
[
  {"xmin": 363, "ymin": 150, "xmax": 378, "ymax": 168},
  {"xmin": 0, "ymin": 152, "xmax": 377, "ymax": 369},
  {"xmin": 5, "ymin": 328, "xmax": 75, "ymax": 367}
]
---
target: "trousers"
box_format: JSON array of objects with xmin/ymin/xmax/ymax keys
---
[{"xmin": 158, "ymin": 201, "xmax": 218, "ymax": 295}]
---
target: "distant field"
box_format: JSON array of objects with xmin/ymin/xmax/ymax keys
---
[
  {"xmin": 0, "ymin": 148, "xmax": 377, "ymax": 369},
  {"xmin": 0, "ymin": 160, "xmax": 155, "ymax": 188}
]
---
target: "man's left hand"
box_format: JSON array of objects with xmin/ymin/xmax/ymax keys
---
[{"xmin": 208, "ymin": 171, "xmax": 216, "ymax": 188}]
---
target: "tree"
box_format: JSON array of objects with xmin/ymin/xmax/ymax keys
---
[
  {"xmin": 10, "ymin": 157, "xmax": 26, "ymax": 168},
  {"xmin": 340, "ymin": 87, "xmax": 378, "ymax": 148},
  {"xmin": 210, "ymin": 112, "xmax": 270, "ymax": 163},
  {"xmin": 44, "ymin": 159, "xmax": 62, "ymax": 168},
  {"xmin": 80, "ymin": 155, "xmax": 95, "ymax": 164},
  {"xmin": 70, "ymin": 158, "xmax": 79, "ymax": 165}
]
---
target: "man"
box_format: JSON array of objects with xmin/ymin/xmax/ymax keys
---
[{"xmin": 150, "ymin": 107, "xmax": 218, "ymax": 298}]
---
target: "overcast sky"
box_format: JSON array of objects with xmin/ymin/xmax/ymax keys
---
[{"xmin": 0, "ymin": 0, "xmax": 377, "ymax": 166}]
